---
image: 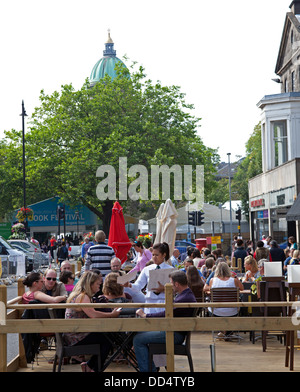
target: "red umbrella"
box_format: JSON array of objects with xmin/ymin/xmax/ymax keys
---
[{"xmin": 108, "ymin": 201, "xmax": 132, "ymax": 263}]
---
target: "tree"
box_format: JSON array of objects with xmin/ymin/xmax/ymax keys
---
[
  {"xmin": 0, "ymin": 129, "xmax": 58, "ymax": 220},
  {"xmin": 2, "ymin": 62, "xmax": 219, "ymax": 234}
]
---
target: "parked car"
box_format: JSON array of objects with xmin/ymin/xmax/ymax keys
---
[
  {"xmin": 9, "ymin": 244, "xmax": 34, "ymax": 272},
  {"xmin": 68, "ymin": 245, "xmax": 82, "ymax": 259},
  {"xmin": 9, "ymin": 243, "xmax": 43, "ymax": 272},
  {"xmin": 8, "ymin": 239, "xmax": 48, "ymax": 264},
  {"xmin": 0, "ymin": 236, "xmax": 28, "ymax": 275},
  {"xmin": 174, "ymin": 240, "xmax": 196, "ymax": 257}
]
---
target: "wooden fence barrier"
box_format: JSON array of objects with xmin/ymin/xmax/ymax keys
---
[{"xmin": 1, "ymin": 280, "xmax": 300, "ymax": 372}]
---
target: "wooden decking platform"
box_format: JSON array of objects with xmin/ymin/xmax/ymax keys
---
[{"xmin": 14, "ymin": 331, "xmax": 300, "ymax": 373}]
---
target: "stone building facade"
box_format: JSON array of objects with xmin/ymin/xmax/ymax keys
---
[{"xmin": 249, "ymin": 1, "xmax": 300, "ymax": 245}]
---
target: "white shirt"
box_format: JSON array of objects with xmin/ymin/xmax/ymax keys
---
[{"xmin": 130, "ymin": 262, "xmax": 173, "ymax": 314}]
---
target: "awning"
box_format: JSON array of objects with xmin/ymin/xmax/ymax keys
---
[{"xmin": 286, "ymin": 193, "xmax": 300, "ymax": 221}]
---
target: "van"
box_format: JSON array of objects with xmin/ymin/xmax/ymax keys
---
[{"xmin": 0, "ymin": 236, "xmax": 27, "ymax": 276}]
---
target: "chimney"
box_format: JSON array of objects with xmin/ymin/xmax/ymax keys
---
[{"xmin": 290, "ymin": 0, "xmax": 300, "ymax": 15}]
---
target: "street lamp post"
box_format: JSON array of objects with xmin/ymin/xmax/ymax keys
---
[
  {"xmin": 75, "ymin": 211, "xmax": 79, "ymax": 238},
  {"xmin": 218, "ymin": 203, "xmax": 223, "ymax": 234},
  {"xmin": 227, "ymin": 153, "xmax": 233, "ymax": 251},
  {"xmin": 20, "ymin": 101, "xmax": 28, "ymax": 235}
]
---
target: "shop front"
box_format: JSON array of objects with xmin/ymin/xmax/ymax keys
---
[
  {"xmin": 12, "ymin": 197, "xmax": 101, "ymax": 244},
  {"xmin": 249, "ymin": 186, "xmax": 297, "ymax": 246}
]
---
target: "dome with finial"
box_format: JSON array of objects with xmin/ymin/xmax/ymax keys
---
[{"xmin": 89, "ymin": 30, "xmax": 127, "ymax": 87}]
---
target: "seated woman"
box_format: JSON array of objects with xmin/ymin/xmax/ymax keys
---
[
  {"xmin": 94, "ymin": 272, "xmax": 136, "ymax": 317},
  {"xmin": 290, "ymin": 250, "xmax": 300, "ymax": 265},
  {"xmin": 22, "ymin": 272, "xmax": 67, "ymax": 304},
  {"xmin": 200, "ymin": 256, "xmax": 215, "ymax": 279},
  {"xmin": 64, "ymin": 270, "xmax": 121, "ymax": 372},
  {"xmin": 59, "ymin": 270, "xmax": 75, "ymax": 295},
  {"xmin": 186, "ymin": 265, "xmax": 204, "ymax": 301},
  {"xmin": 243, "ymin": 255, "xmax": 259, "ymax": 282},
  {"xmin": 208, "ymin": 261, "xmax": 244, "ymax": 317}
]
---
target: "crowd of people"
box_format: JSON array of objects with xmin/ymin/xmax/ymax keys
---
[{"xmin": 20, "ymin": 230, "xmax": 299, "ymax": 372}]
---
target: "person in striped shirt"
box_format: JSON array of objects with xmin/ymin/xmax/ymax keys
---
[{"xmin": 84, "ymin": 230, "xmax": 115, "ymax": 277}]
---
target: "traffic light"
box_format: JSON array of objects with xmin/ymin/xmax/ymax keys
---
[
  {"xmin": 235, "ymin": 208, "xmax": 241, "ymax": 221},
  {"xmin": 58, "ymin": 206, "xmax": 65, "ymax": 220},
  {"xmin": 188, "ymin": 211, "xmax": 196, "ymax": 226},
  {"xmin": 197, "ymin": 211, "xmax": 205, "ymax": 226}
]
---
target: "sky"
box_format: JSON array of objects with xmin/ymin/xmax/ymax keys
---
[{"xmin": 0, "ymin": 0, "xmax": 289, "ymax": 162}]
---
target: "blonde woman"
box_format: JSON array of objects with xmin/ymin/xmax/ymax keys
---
[
  {"xmin": 64, "ymin": 270, "xmax": 121, "ymax": 372},
  {"xmin": 209, "ymin": 261, "xmax": 244, "ymax": 317},
  {"xmin": 243, "ymin": 255, "xmax": 259, "ymax": 282}
]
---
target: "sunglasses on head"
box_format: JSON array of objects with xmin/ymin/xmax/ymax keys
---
[{"xmin": 46, "ymin": 277, "xmax": 56, "ymax": 281}]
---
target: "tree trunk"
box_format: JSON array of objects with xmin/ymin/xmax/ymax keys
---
[{"xmin": 84, "ymin": 200, "xmax": 113, "ymax": 238}]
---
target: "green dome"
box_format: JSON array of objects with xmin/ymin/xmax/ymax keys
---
[{"xmin": 89, "ymin": 31, "xmax": 127, "ymax": 87}]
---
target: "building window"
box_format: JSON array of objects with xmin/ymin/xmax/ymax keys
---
[
  {"xmin": 292, "ymin": 71, "xmax": 295, "ymax": 92},
  {"xmin": 272, "ymin": 120, "xmax": 288, "ymax": 167},
  {"xmin": 285, "ymin": 78, "xmax": 288, "ymax": 93},
  {"xmin": 291, "ymin": 29, "xmax": 294, "ymax": 45}
]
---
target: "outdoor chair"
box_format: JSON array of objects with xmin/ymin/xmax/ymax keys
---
[
  {"xmin": 21, "ymin": 302, "xmax": 57, "ymax": 368},
  {"xmin": 148, "ymin": 308, "xmax": 198, "ymax": 372},
  {"xmin": 48, "ymin": 309, "xmax": 102, "ymax": 372},
  {"xmin": 148, "ymin": 330, "xmax": 194, "ymax": 372},
  {"xmin": 210, "ymin": 287, "xmax": 243, "ymax": 343}
]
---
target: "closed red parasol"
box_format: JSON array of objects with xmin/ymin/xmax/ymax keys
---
[{"xmin": 108, "ymin": 201, "xmax": 132, "ymax": 263}]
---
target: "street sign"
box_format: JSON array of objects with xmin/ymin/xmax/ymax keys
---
[{"xmin": 211, "ymin": 236, "xmax": 221, "ymax": 244}]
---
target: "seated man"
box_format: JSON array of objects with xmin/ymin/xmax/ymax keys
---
[
  {"xmin": 133, "ymin": 270, "xmax": 196, "ymax": 372},
  {"xmin": 60, "ymin": 260, "xmax": 72, "ymax": 272},
  {"xmin": 110, "ymin": 257, "xmax": 125, "ymax": 276},
  {"xmin": 180, "ymin": 258, "xmax": 205, "ymax": 280},
  {"xmin": 41, "ymin": 268, "xmax": 67, "ymax": 297}
]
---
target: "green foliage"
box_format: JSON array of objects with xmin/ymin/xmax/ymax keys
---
[{"xmin": 0, "ymin": 61, "xmax": 219, "ymax": 228}]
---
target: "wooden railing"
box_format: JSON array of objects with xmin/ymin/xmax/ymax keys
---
[{"xmin": 0, "ymin": 279, "xmax": 298, "ymax": 372}]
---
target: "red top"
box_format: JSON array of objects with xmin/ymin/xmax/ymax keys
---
[
  {"xmin": 22, "ymin": 291, "xmax": 35, "ymax": 304},
  {"xmin": 50, "ymin": 238, "xmax": 56, "ymax": 247}
]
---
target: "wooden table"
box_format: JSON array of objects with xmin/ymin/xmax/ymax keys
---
[{"xmin": 285, "ymin": 282, "xmax": 300, "ymax": 371}]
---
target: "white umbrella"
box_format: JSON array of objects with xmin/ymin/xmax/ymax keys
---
[
  {"xmin": 160, "ymin": 199, "xmax": 178, "ymax": 259},
  {"xmin": 154, "ymin": 202, "xmax": 164, "ymax": 245}
]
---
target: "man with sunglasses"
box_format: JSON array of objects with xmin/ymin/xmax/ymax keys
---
[{"xmin": 41, "ymin": 268, "xmax": 67, "ymax": 298}]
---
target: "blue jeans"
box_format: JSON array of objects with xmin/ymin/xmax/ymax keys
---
[{"xmin": 133, "ymin": 331, "xmax": 185, "ymax": 372}]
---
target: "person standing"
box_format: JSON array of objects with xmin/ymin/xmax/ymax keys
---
[
  {"xmin": 84, "ymin": 230, "xmax": 115, "ymax": 277},
  {"xmin": 233, "ymin": 239, "xmax": 248, "ymax": 273},
  {"xmin": 170, "ymin": 248, "xmax": 181, "ymax": 268},
  {"xmin": 81, "ymin": 236, "xmax": 94, "ymax": 260},
  {"xmin": 124, "ymin": 242, "xmax": 173, "ymax": 315},
  {"xmin": 269, "ymin": 240, "xmax": 285, "ymax": 263},
  {"xmin": 130, "ymin": 240, "xmax": 152, "ymax": 273},
  {"xmin": 49, "ymin": 236, "xmax": 57, "ymax": 260},
  {"xmin": 57, "ymin": 241, "xmax": 69, "ymax": 265}
]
